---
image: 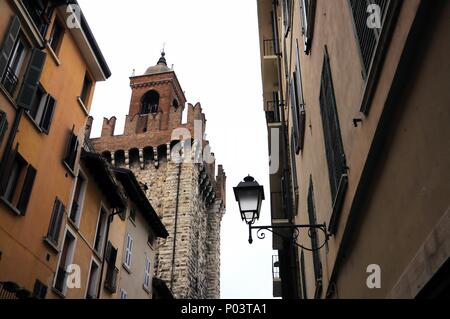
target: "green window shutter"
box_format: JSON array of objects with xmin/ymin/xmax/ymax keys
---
[
  {"xmin": 16, "ymin": 48, "xmax": 46, "ymax": 110},
  {"xmin": 0, "ymin": 144, "xmax": 18, "ymax": 195},
  {"xmin": 17, "ymin": 164, "xmax": 37, "ymax": 214},
  {"xmin": 0, "ymin": 16, "xmax": 21, "ymax": 80}
]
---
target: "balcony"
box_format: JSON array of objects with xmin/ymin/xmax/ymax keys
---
[
  {"xmin": 1, "ymin": 67, "xmax": 19, "ymax": 97},
  {"xmin": 263, "ymin": 39, "xmax": 278, "ymax": 57},
  {"xmin": 265, "ymin": 99, "xmax": 284, "ymax": 124},
  {"xmin": 104, "ymin": 266, "xmax": 119, "ymax": 293},
  {"xmin": 272, "ymin": 255, "xmax": 282, "ymax": 298}
]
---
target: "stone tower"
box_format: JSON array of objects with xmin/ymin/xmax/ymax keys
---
[{"xmin": 89, "ymin": 52, "xmax": 226, "ymax": 299}]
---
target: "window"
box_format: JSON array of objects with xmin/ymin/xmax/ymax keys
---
[
  {"xmin": 21, "ymin": 0, "xmax": 52, "ymax": 38},
  {"xmin": 63, "ymin": 129, "xmax": 79, "ymax": 172},
  {"xmin": 148, "ymin": 229, "xmax": 156, "ymax": 247},
  {"xmin": 290, "ymin": 132, "xmax": 299, "ymax": 215},
  {"xmin": 120, "ymin": 288, "xmax": 127, "ymax": 299},
  {"xmin": 80, "ymin": 73, "xmax": 92, "ymax": 104},
  {"xmin": 46, "ymin": 198, "xmax": 65, "ymax": 246},
  {"xmin": 32, "ymin": 280, "xmax": 47, "ymax": 299},
  {"xmin": 307, "ymin": 177, "xmax": 322, "ymax": 297},
  {"xmin": 86, "ymin": 261, "xmax": 99, "ymax": 299},
  {"xmin": 282, "ymin": 0, "xmax": 291, "ymax": 36},
  {"xmin": 299, "ymin": 250, "xmax": 308, "ymax": 299},
  {"xmin": 0, "ymin": 148, "xmax": 36, "ymax": 215},
  {"xmin": 49, "ymin": 19, "xmax": 64, "ymax": 54},
  {"xmin": 69, "ymin": 172, "xmax": 86, "ymax": 225},
  {"xmin": 124, "ymin": 233, "xmax": 133, "ymax": 269},
  {"xmin": 299, "ymin": 0, "xmax": 317, "ymax": 54},
  {"xmin": 319, "ymin": 47, "xmax": 348, "ymax": 233},
  {"xmin": 104, "ymin": 241, "xmax": 118, "ymax": 293},
  {"xmin": 348, "ymin": 0, "xmax": 390, "ymax": 76},
  {"xmin": 140, "ymin": 90, "xmax": 160, "ymax": 114},
  {"xmin": 292, "ymin": 40, "xmax": 306, "ymax": 154},
  {"xmin": 144, "ymin": 256, "xmax": 151, "ymax": 290},
  {"xmin": 0, "ymin": 111, "xmax": 7, "ymax": 147},
  {"xmin": 129, "ymin": 207, "xmax": 136, "ymax": 222},
  {"xmin": 94, "ymin": 208, "xmax": 108, "ymax": 255},
  {"xmin": 28, "ymin": 84, "xmax": 56, "ymax": 133},
  {"xmin": 0, "ymin": 16, "xmax": 28, "ymax": 97},
  {"xmin": 54, "ymin": 230, "xmax": 76, "ymax": 295}
]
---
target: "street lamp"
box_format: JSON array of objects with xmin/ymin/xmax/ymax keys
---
[
  {"xmin": 233, "ymin": 175, "xmax": 265, "ymax": 225},
  {"xmin": 234, "ymin": 175, "xmax": 330, "ymax": 251}
]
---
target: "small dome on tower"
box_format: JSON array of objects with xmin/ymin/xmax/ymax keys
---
[{"xmin": 144, "ymin": 51, "xmax": 171, "ymax": 75}]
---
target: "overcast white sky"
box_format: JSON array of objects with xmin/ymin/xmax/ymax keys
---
[{"xmin": 78, "ymin": 0, "xmax": 274, "ymax": 299}]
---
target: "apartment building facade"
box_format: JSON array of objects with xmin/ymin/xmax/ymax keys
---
[
  {"xmin": 257, "ymin": 0, "xmax": 450, "ymax": 298},
  {"xmin": 0, "ymin": 0, "xmax": 111, "ymax": 298}
]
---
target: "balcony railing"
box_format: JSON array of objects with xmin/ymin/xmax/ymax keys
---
[
  {"xmin": 263, "ymin": 39, "xmax": 278, "ymax": 57},
  {"xmin": 54, "ymin": 267, "xmax": 68, "ymax": 294},
  {"xmin": 265, "ymin": 100, "xmax": 284, "ymax": 123},
  {"xmin": 104, "ymin": 266, "xmax": 119, "ymax": 293},
  {"xmin": 1, "ymin": 67, "xmax": 19, "ymax": 97}
]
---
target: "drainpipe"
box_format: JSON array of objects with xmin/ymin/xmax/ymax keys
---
[
  {"xmin": 170, "ymin": 163, "xmax": 182, "ymax": 291},
  {"xmin": 96, "ymin": 208, "xmax": 122, "ymax": 299}
]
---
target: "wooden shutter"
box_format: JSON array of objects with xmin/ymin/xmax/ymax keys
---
[
  {"xmin": 16, "ymin": 48, "xmax": 46, "ymax": 110},
  {"xmin": 0, "ymin": 144, "xmax": 18, "ymax": 195},
  {"xmin": 17, "ymin": 164, "xmax": 37, "ymax": 214},
  {"xmin": 40, "ymin": 95, "xmax": 56, "ymax": 133},
  {"xmin": 64, "ymin": 129, "xmax": 78, "ymax": 170},
  {"xmin": 48, "ymin": 198, "xmax": 64, "ymax": 244},
  {"xmin": 319, "ymin": 48, "xmax": 347, "ymax": 200},
  {"xmin": 290, "ymin": 79, "xmax": 300, "ymax": 146},
  {"xmin": 0, "ymin": 111, "xmax": 8, "ymax": 146},
  {"xmin": 0, "ymin": 16, "xmax": 21, "ymax": 80},
  {"xmin": 307, "ymin": 177, "xmax": 322, "ymax": 283}
]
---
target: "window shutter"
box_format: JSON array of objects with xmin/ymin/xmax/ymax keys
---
[
  {"xmin": 40, "ymin": 95, "xmax": 56, "ymax": 133},
  {"xmin": 290, "ymin": 79, "xmax": 300, "ymax": 152},
  {"xmin": 0, "ymin": 144, "xmax": 18, "ymax": 195},
  {"xmin": 0, "ymin": 16, "xmax": 21, "ymax": 80},
  {"xmin": 307, "ymin": 177, "xmax": 322, "ymax": 283},
  {"xmin": 16, "ymin": 48, "xmax": 47, "ymax": 110},
  {"xmin": 48, "ymin": 198, "xmax": 64, "ymax": 244},
  {"xmin": 17, "ymin": 164, "xmax": 37, "ymax": 214},
  {"xmin": 0, "ymin": 111, "xmax": 8, "ymax": 146},
  {"xmin": 64, "ymin": 129, "xmax": 78, "ymax": 169}
]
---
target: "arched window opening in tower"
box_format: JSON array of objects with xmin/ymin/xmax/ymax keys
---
[
  {"xmin": 102, "ymin": 151, "xmax": 112, "ymax": 163},
  {"xmin": 129, "ymin": 148, "xmax": 140, "ymax": 168},
  {"xmin": 115, "ymin": 150, "xmax": 125, "ymax": 166},
  {"xmin": 143, "ymin": 147, "xmax": 153, "ymax": 165},
  {"xmin": 141, "ymin": 90, "xmax": 160, "ymax": 114},
  {"xmin": 172, "ymin": 99, "xmax": 179, "ymax": 109},
  {"xmin": 157, "ymin": 144, "xmax": 168, "ymax": 162}
]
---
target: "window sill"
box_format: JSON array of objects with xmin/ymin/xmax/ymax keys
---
[
  {"xmin": 67, "ymin": 217, "xmax": 80, "ymax": 231},
  {"xmin": 0, "ymin": 196, "xmax": 22, "ymax": 216},
  {"xmin": 51, "ymin": 287, "xmax": 66, "ymax": 299},
  {"xmin": 43, "ymin": 237, "xmax": 60, "ymax": 254},
  {"xmin": 62, "ymin": 161, "xmax": 76, "ymax": 177},
  {"xmin": 45, "ymin": 42, "xmax": 61, "ymax": 66},
  {"xmin": 24, "ymin": 111, "xmax": 47, "ymax": 135},
  {"xmin": 128, "ymin": 217, "xmax": 136, "ymax": 227},
  {"xmin": 143, "ymin": 284, "xmax": 151, "ymax": 295},
  {"xmin": 328, "ymin": 174, "xmax": 349, "ymax": 235},
  {"xmin": 77, "ymin": 97, "xmax": 89, "ymax": 116},
  {"xmin": 122, "ymin": 264, "xmax": 132, "ymax": 274}
]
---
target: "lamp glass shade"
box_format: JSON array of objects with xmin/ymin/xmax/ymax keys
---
[
  {"xmin": 243, "ymin": 211, "xmax": 256, "ymax": 224},
  {"xmin": 237, "ymin": 188, "xmax": 260, "ymax": 213}
]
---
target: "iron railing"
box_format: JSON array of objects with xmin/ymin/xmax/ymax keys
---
[
  {"xmin": 263, "ymin": 39, "xmax": 279, "ymax": 57},
  {"xmin": 1, "ymin": 67, "xmax": 19, "ymax": 97}
]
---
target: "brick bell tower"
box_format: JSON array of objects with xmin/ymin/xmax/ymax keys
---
[{"xmin": 89, "ymin": 52, "xmax": 226, "ymax": 299}]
